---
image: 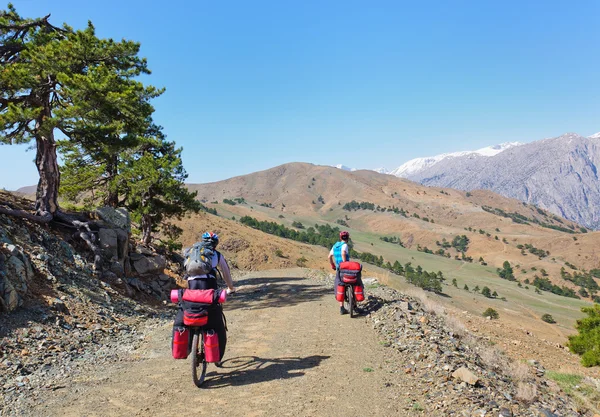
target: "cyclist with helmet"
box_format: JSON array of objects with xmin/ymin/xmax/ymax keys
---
[
  {"xmin": 174, "ymin": 232, "xmax": 235, "ymax": 362},
  {"xmin": 329, "ymin": 231, "xmax": 363, "ymax": 314}
]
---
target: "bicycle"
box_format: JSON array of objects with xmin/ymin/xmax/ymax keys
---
[
  {"xmin": 190, "ymin": 304, "xmax": 230, "ymax": 387},
  {"xmin": 342, "ymin": 281, "xmax": 357, "ymax": 318}
]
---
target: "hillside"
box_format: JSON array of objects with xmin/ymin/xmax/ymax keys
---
[
  {"xmin": 406, "ymin": 133, "xmax": 600, "ymax": 230},
  {"xmin": 187, "ymin": 162, "xmax": 599, "ymax": 281}
]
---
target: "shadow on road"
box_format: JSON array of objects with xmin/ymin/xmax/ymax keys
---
[
  {"xmin": 202, "ymin": 355, "xmax": 330, "ymax": 388},
  {"xmin": 225, "ymin": 276, "xmax": 331, "ymax": 312}
]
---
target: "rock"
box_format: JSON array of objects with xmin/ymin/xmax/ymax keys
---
[
  {"xmin": 452, "ymin": 367, "xmax": 479, "ymax": 386},
  {"xmin": 399, "ymin": 301, "xmax": 413, "ymax": 312},
  {"xmin": 98, "ymin": 228, "xmax": 118, "ymax": 260},
  {"xmin": 95, "ymin": 207, "xmax": 130, "ymax": 231},
  {"xmin": 110, "ymin": 262, "xmax": 125, "ymax": 278},
  {"xmin": 538, "ymin": 409, "xmax": 557, "ymax": 417},
  {"xmin": 6, "ymin": 254, "xmax": 33, "ymax": 292},
  {"xmin": 132, "ymin": 255, "xmax": 166, "ymax": 275},
  {"xmin": 0, "ymin": 272, "xmax": 21, "ymax": 311},
  {"xmin": 48, "ymin": 298, "xmax": 68, "ymax": 313},
  {"xmin": 499, "ymin": 408, "xmax": 512, "ymax": 417},
  {"xmin": 102, "ymin": 271, "xmax": 118, "ymax": 282},
  {"xmin": 363, "ymin": 278, "xmax": 378, "ymax": 285}
]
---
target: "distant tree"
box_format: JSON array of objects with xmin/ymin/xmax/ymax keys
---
[
  {"xmin": 541, "ymin": 314, "xmax": 556, "ymax": 324},
  {"xmin": 463, "ymin": 284, "xmax": 469, "ymax": 291},
  {"xmin": 492, "ymin": 290, "xmax": 498, "ymax": 298},
  {"xmin": 452, "ymin": 278, "xmax": 458, "ymax": 287},
  {"xmin": 482, "ymin": 308, "xmax": 499, "ymax": 319},
  {"xmin": 481, "ymin": 286, "xmax": 492, "ymax": 298},
  {"xmin": 473, "ymin": 285, "xmax": 480, "ymax": 293}
]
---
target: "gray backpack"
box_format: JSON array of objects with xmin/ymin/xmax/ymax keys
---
[{"xmin": 183, "ymin": 241, "xmax": 216, "ymax": 276}]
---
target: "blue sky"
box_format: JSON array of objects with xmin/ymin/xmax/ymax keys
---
[{"xmin": 1, "ymin": 0, "xmax": 599, "ymax": 190}]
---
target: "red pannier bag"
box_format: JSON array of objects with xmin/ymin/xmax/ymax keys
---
[
  {"xmin": 354, "ymin": 286, "xmax": 365, "ymax": 302},
  {"xmin": 204, "ymin": 330, "xmax": 220, "ymax": 363},
  {"xmin": 172, "ymin": 327, "xmax": 190, "ymax": 359},
  {"xmin": 335, "ymin": 285, "xmax": 345, "ymax": 301},
  {"xmin": 339, "ymin": 261, "xmax": 362, "ymax": 284}
]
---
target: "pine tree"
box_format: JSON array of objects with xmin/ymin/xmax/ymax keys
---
[
  {"xmin": 118, "ymin": 133, "xmax": 201, "ymax": 245},
  {"xmin": 0, "ymin": 5, "xmax": 161, "ymax": 216}
]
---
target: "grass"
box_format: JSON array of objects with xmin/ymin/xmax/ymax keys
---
[
  {"xmin": 411, "ymin": 402, "xmax": 424, "ymax": 412},
  {"xmin": 546, "ymin": 371, "xmax": 600, "ymax": 414},
  {"xmin": 363, "ymin": 367, "xmax": 374, "ymax": 372}
]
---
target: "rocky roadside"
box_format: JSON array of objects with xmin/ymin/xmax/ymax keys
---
[
  {"xmin": 314, "ymin": 271, "xmax": 596, "ymax": 417},
  {"xmin": 0, "ymin": 286, "xmax": 173, "ymax": 417}
]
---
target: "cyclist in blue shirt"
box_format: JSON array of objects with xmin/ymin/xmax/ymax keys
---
[{"xmin": 328, "ymin": 231, "xmax": 360, "ymax": 314}]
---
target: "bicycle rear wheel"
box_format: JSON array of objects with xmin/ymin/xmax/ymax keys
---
[
  {"xmin": 345, "ymin": 285, "xmax": 355, "ymax": 318},
  {"xmin": 191, "ymin": 331, "xmax": 207, "ymax": 387}
]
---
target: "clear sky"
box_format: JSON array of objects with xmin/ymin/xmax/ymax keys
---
[{"xmin": 1, "ymin": 0, "xmax": 599, "ymax": 190}]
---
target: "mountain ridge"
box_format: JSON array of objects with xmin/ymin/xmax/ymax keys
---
[{"xmin": 408, "ymin": 133, "xmax": 600, "ymax": 229}]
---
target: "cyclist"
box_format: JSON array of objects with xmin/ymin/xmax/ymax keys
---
[
  {"xmin": 174, "ymin": 232, "xmax": 235, "ymax": 363},
  {"xmin": 329, "ymin": 231, "xmax": 363, "ymax": 314}
]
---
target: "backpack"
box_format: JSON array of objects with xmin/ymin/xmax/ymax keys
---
[{"xmin": 183, "ymin": 241, "xmax": 217, "ymax": 276}]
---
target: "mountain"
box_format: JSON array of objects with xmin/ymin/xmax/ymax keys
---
[
  {"xmin": 334, "ymin": 164, "xmax": 356, "ymax": 172},
  {"xmin": 187, "ymin": 162, "xmax": 600, "ymax": 278},
  {"xmin": 406, "ymin": 133, "xmax": 600, "ymax": 230},
  {"xmin": 390, "ymin": 142, "xmax": 522, "ymax": 178}
]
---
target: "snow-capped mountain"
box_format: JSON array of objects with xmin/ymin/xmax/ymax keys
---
[
  {"xmin": 334, "ymin": 164, "xmax": 356, "ymax": 172},
  {"xmin": 407, "ymin": 133, "xmax": 600, "ymax": 229},
  {"xmin": 589, "ymin": 132, "xmax": 600, "ymax": 139},
  {"xmin": 373, "ymin": 167, "xmax": 390, "ymax": 174},
  {"xmin": 390, "ymin": 142, "xmax": 522, "ymax": 178}
]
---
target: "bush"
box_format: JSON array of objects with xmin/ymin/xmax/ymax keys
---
[
  {"xmin": 296, "ymin": 256, "xmax": 308, "ymax": 267},
  {"xmin": 568, "ymin": 304, "xmax": 600, "ymax": 367},
  {"xmin": 274, "ymin": 248, "xmax": 284, "ymax": 258},
  {"xmin": 541, "ymin": 314, "xmax": 556, "ymax": 324},
  {"xmin": 483, "ymin": 308, "xmax": 499, "ymax": 319}
]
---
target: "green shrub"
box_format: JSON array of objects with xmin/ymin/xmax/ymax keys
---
[
  {"xmin": 296, "ymin": 256, "xmax": 308, "ymax": 267},
  {"xmin": 274, "ymin": 249, "xmax": 284, "ymax": 258},
  {"xmin": 568, "ymin": 304, "xmax": 600, "ymax": 367},
  {"xmin": 541, "ymin": 314, "xmax": 556, "ymax": 324},
  {"xmin": 482, "ymin": 308, "xmax": 499, "ymax": 319}
]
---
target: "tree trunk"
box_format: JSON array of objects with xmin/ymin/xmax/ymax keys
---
[
  {"xmin": 34, "ymin": 132, "xmax": 60, "ymax": 216},
  {"xmin": 105, "ymin": 155, "xmax": 118, "ymax": 207},
  {"xmin": 141, "ymin": 213, "xmax": 152, "ymax": 245}
]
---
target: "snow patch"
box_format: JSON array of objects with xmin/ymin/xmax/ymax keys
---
[
  {"xmin": 391, "ymin": 142, "xmax": 523, "ymax": 178},
  {"xmin": 335, "ymin": 164, "xmax": 356, "ymax": 172}
]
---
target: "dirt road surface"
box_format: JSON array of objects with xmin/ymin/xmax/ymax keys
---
[{"xmin": 30, "ymin": 270, "xmax": 420, "ymax": 417}]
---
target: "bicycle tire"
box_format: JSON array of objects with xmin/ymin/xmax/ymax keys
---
[
  {"xmin": 191, "ymin": 331, "xmax": 207, "ymax": 387},
  {"xmin": 344, "ymin": 285, "xmax": 354, "ymax": 318}
]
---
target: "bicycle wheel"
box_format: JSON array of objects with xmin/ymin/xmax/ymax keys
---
[
  {"xmin": 345, "ymin": 285, "xmax": 354, "ymax": 318},
  {"xmin": 191, "ymin": 331, "xmax": 207, "ymax": 387}
]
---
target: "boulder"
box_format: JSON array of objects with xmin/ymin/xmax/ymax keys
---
[
  {"xmin": 133, "ymin": 255, "xmax": 166, "ymax": 276},
  {"xmin": 115, "ymin": 229, "xmax": 129, "ymax": 262},
  {"xmin": 6, "ymin": 254, "xmax": 32, "ymax": 292},
  {"xmin": 452, "ymin": 367, "xmax": 479, "ymax": 385},
  {"xmin": 110, "ymin": 261, "xmax": 125, "ymax": 278},
  {"xmin": 98, "ymin": 228, "xmax": 118, "ymax": 260},
  {"xmin": 0, "ymin": 271, "xmax": 21, "ymax": 312},
  {"xmin": 96, "ymin": 207, "xmax": 130, "ymax": 231}
]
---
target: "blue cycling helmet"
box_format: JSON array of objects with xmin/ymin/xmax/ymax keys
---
[{"xmin": 202, "ymin": 231, "xmax": 219, "ymax": 247}]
